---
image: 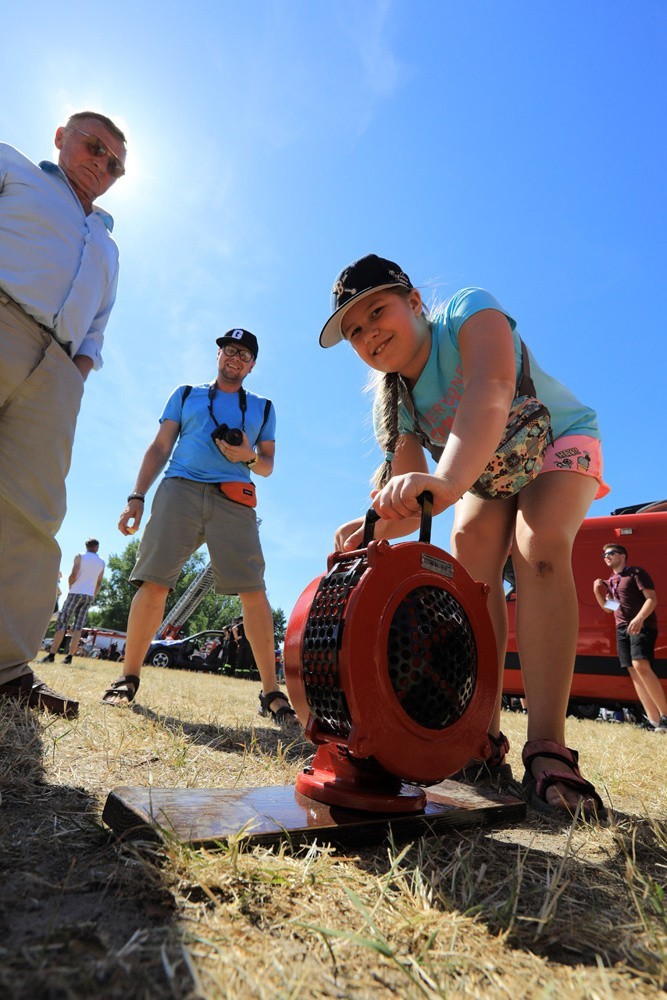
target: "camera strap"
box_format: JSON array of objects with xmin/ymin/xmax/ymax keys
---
[
  {"xmin": 179, "ymin": 383, "xmax": 272, "ymax": 447},
  {"xmin": 207, "ymin": 382, "xmax": 248, "ymax": 434},
  {"xmin": 204, "ymin": 382, "xmax": 272, "ymax": 447}
]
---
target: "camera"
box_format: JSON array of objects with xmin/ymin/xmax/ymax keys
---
[{"xmin": 210, "ymin": 423, "xmax": 243, "ymax": 446}]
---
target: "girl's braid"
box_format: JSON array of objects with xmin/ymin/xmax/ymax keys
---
[{"xmin": 372, "ymin": 371, "xmax": 401, "ymax": 489}]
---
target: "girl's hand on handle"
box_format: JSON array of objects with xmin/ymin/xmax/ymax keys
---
[
  {"xmin": 371, "ymin": 472, "xmax": 459, "ymax": 520},
  {"xmin": 334, "ymin": 517, "xmax": 365, "ymax": 553}
]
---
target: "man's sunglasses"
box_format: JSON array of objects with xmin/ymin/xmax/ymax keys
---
[
  {"xmin": 69, "ymin": 126, "xmax": 126, "ymax": 178},
  {"xmin": 603, "ymin": 550, "xmax": 622, "ymax": 557}
]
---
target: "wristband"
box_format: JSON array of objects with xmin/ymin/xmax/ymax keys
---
[
  {"xmin": 127, "ymin": 493, "xmax": 145, "ymax": 503},
  {"xmin": 245, "ymin": 453, "xmax": 258, "ymax": 467}
]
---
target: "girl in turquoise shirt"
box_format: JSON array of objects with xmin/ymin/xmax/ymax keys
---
[{"xmin": 320, "ymin": 254, "xmax": 608, "ymax": 820}]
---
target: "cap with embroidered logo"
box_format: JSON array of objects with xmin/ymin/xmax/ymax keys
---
[
  {"xmin": 216, "ymin": 328, "xmax": 259, "ymax": 359},
  {"xmin": 319, "ymin": 254, "xmax": 413, "ymax": 348}
]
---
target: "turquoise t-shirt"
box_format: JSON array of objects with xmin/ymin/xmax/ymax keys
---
[
  {"xmin": 160, "ymin": 382, "xmax": 276, "ymax": 484},
  {"xmin": 383, "ymin": 287, "xmax": 600, "ymax": 449}
]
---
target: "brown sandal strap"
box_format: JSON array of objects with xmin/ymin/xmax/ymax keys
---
[
  {"xmin": 488, "ymin": 731, "xmax": 510, "ymax": 766},
  {"xmin": 522, "ymin": 739, "xmax": 579, "ymax": 773},
  {"xmin": 532, "ymin": 767, "xmax": 598, "ymax": 804}
]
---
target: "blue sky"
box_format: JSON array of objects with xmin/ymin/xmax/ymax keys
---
[{"xmin": 2, "ymin": 1, "xmax": 665, "ymax": 621}]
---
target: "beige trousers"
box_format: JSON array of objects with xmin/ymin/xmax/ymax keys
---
[{"xmin": 0, "ymin": 295, "xmax": 83, "ymax": 681}]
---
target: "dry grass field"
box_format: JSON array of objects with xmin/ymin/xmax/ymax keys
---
[{"xmin": 1, "ymin": 657, "xmax": 665, "ymax": 999}]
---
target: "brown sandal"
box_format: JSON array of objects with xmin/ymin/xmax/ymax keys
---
[
  {"xmin": 101, "ymin": 675, "xmax": 140, "ymax": 707},
  {"xmin": 522, "ymin": 739, "xmax": 606, "ymax": 820}
]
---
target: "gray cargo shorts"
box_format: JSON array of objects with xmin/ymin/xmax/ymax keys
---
[{"xmin": 131, "ymin": 477, "xmax": 266, "ymax": 594}]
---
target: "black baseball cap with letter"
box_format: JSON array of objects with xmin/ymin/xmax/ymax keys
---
[
  {"xmin": 216, "ymin": 328, "xmax": 259, "ymax": 359},
  {"xmin": 319, "ymin": 254, "xmax": 414, "ymax": 348}
]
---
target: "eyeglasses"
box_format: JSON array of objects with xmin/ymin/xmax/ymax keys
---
[
  {"xmin": 221, "ymin": 344, "xmax": 254, "ymax": 363},
  {"xmin": 603, "ymin": 550, "xmax": 621, "ymax": 558},
  {"xmin": 68, "ymin": 126, "xmax": 126, "ymax": 178}
]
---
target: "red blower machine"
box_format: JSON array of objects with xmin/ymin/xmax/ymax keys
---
[
  {"xmin": 284, "ymin": 494, "xmax": 498, "ymax": 814},
  {"xmin": 102, "ymin": 493, "xmax": 518, "ymax": 848}
]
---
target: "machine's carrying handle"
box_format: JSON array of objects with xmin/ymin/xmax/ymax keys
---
[
  {"xmin": 418, "ymin": 490, "xmax": 433, "ymax": 543},
  {"xmin": 361, "ymin": 509, "xmax": 380, "ymax": 547},
  {"xmin": 362, "ymin": 491, "xmax": 433, "ymax": 547}
]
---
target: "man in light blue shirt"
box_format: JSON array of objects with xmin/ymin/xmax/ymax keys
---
[{"xmin": 0, "ymin": 111, "xmax": 127, "ymax": 718}]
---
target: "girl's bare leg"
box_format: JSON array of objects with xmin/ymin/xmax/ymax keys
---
[
  {"xmin": 451, "ymin": 493, "xmax": 516, "ymax": 737},
  {"xmin": 513, "ymin": 471, "xmax": 598, "ymax": 809}
]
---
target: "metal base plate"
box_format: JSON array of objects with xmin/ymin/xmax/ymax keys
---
[{"xmin": 102, "ymin": 781, "xmax": 526, "ymax": 848}]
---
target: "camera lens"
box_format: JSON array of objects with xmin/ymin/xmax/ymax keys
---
[{"xmin": 224, "ymin": 427, "xmax": 243, "ymax": 446}]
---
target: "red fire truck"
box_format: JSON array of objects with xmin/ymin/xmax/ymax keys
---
[{"xmin": 504, "ymin": 501, "xmax": 667, "ymax": 711}]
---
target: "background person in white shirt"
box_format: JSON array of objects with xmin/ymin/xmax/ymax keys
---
[{"xmin": 42, "ymin": 539, "xmax": 105, "ymax": 664}]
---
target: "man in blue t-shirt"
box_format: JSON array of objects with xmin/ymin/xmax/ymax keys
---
[{"xmin": 100, "ymin": 328, "xmax": 297, "ymax": 728}]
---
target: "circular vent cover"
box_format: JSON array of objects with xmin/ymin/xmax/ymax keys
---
[{"xmin": 387, "ymin": 585, "xmax": 476, "ymax": 730}]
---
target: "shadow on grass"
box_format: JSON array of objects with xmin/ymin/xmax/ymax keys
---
[
  {"xmin": 349, "ymin": 809, "xmax": 666, "ymax": 979},
  {"xmin": 130, "ymin": 701, "xmax": 313, "ymax": 764},
  {"xmin": 0, "ymin": 703, "xmax": 197, "ymax": 998}
]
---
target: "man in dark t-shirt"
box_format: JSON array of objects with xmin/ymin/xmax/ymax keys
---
[{"xmin": 594, "ymin": 544, "xmax": 666, "ymax": 731}]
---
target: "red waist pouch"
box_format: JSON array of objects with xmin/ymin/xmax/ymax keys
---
[{"xmin": 218, "ymin": 481, "xmax": 257, "ymax": 508}]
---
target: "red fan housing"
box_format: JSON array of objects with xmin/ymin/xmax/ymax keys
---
[{"xmin": 284, "ymin": 511, "xmax": 498, "ymax": 813}]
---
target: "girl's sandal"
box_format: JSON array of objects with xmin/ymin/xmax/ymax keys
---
[
  {"xmin": 101, "ymin": 675, "xmax": 141, "ymax": 707},
  {"xmin": 258, "ymin": 689, "xmax": 299, "ymax": 728},
  {"xmin": 522, "ymin": 739, "xmax": 607, "ymax": 820}
]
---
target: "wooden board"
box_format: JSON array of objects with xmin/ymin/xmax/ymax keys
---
[{"xmin": 102, "ymin": 780, "xmax": 526, "ymax": 848}]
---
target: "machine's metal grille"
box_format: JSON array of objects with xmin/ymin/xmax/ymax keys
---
[
  {"xmin": 387, "ymin": 586, "xmax": 477, "ymax": 729},
  {"xmin": 301, "ymin": 558, "xmax": 366, "ymax": 736}
]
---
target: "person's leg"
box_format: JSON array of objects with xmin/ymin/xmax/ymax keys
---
[
  {"xmin": 451, "ymin": 493, "xmax": 517, "ymax": 736},
  {"xmin": 45, "ymin": 621, "xmax": 67, "ymax": 660},
  {"xmin": 47, "ymin": 593, "xmax": 84, "ymax": 659},
  {"xmin": 240, "ymin": 590, "xmax": 290, "ymax": 715},
  {"xmin": 102, "ymin": 479, "xmax": 208, "ymax": 704},
  {"xmin": 65, "ymin": 595, "xmax": 93, "ymax": 659},
  {"xmin": 0, "ymin": 306, "xmax": 82, "ymax": 689},
  {"xmin": 68, "ymin": 629, "xmax": 83, "ymax": 658},
  {"xmin": 124, "ymin": 582, "xmax": 171, "ymax": 673},
  {"xmin": 204, "ymin": 491, "xmax": 296, "ymax": 724},
  {"xmin": 629, "ymin": 660, "xmax": 667, "ymax": 724},
  {"xmin": 100, "ymin": 582, "xmax": 171, "ymax": 706},
  {"xmin": 513, "ymin": 470, "xmax": 598, "ymax": 810},
  {"xmin": 627, "ymin": 666, "xmax": 660, "ymax": 725}
]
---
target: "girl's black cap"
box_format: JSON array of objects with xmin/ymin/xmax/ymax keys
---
[{"xmin": 319, "ymin": 254, "xmax": 413, "ymax": 348}]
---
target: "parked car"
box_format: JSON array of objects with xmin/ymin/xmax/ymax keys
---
[
  {"xmin": 504, "ymin": 500, "xmax": 667, "ymax": 716},
  {"xmin": 144, "ymin": 629, "xmax": 259, "ymax": 678}
]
